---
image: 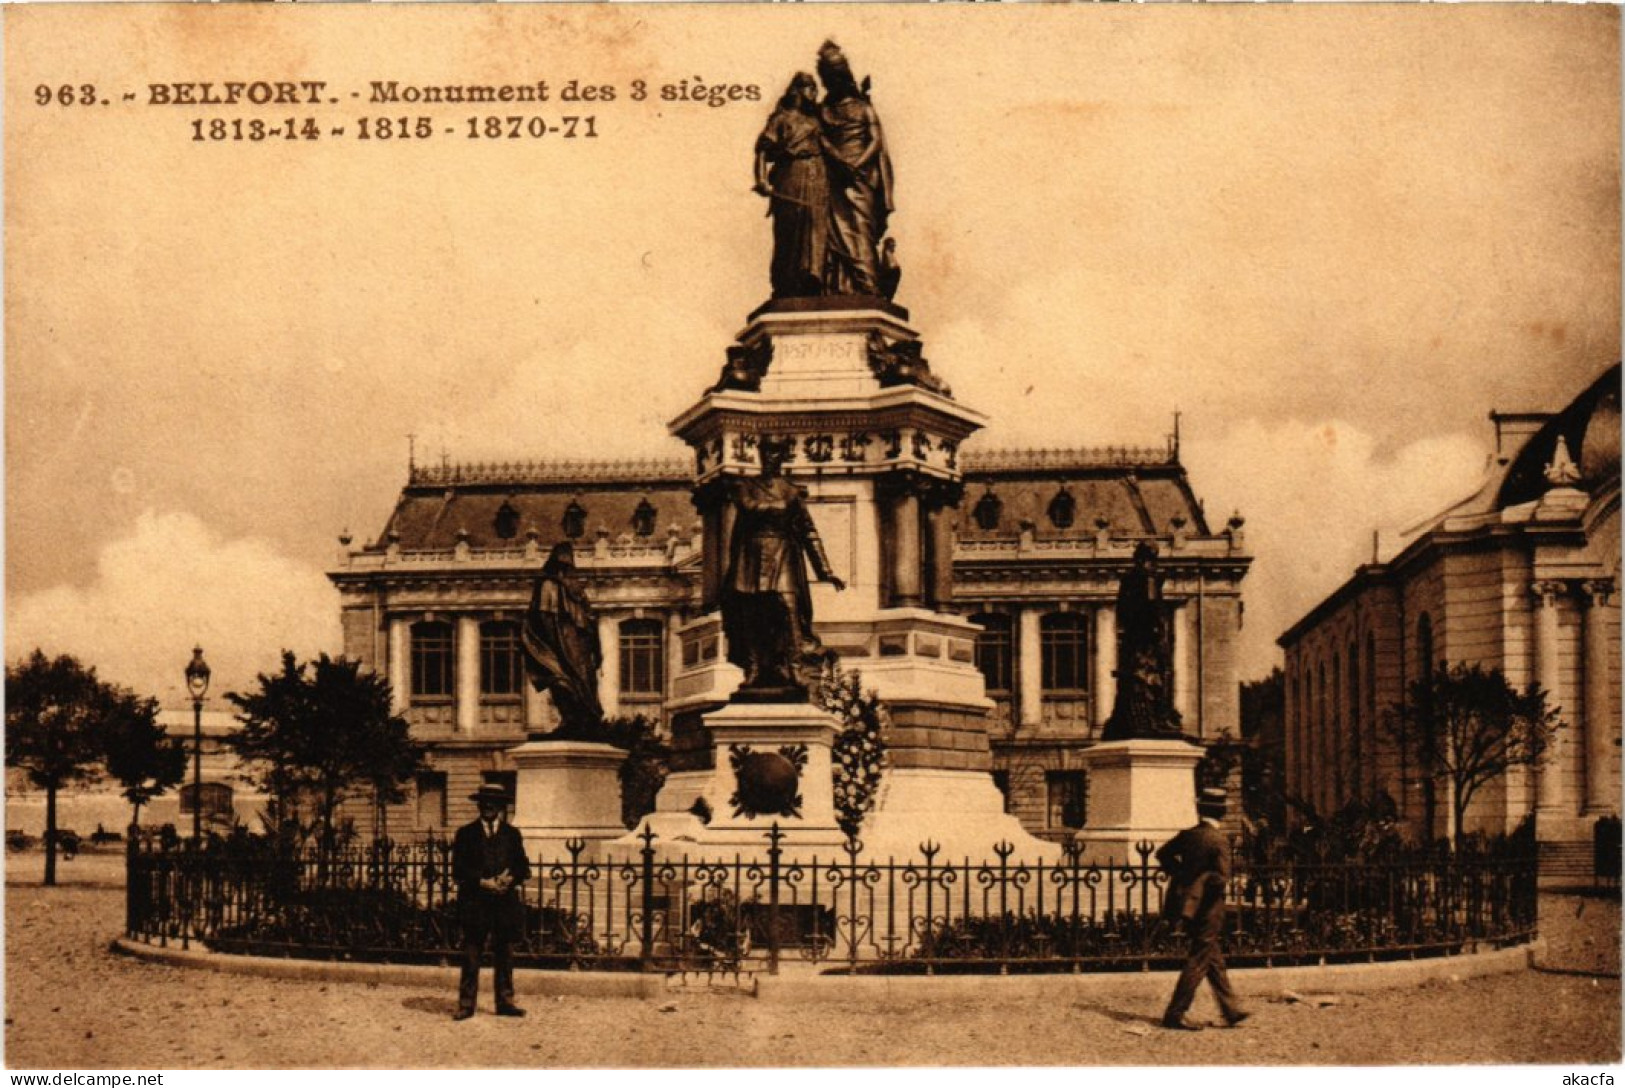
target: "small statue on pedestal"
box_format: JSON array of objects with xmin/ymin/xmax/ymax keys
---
[
  {"xmin": 520, "ymin": 542, "xmax": 606, "ymax": 739},
  {"xmin": 721, "ymin": 438, "xmax": 846, "ymax": 701},
  {"xmin": 1101, "ymin": 542, "xmax": 1185, "ymax": 741}
]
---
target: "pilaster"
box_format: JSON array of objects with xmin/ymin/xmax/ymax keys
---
[
  {"xmin": 456, "ymin": 614, "xmax": 480, "ymax": 735},
  {"xmin": 1018, "ymin": 606, "xmax": 1044, "ymax": 728},
  {"xmin": 1531, "ymin": 579, "xmax": 1567, "ymax": 814},
  {"xmin": 1582, "ymin": 579, "xmax": 1616, "ymax": 815},
  {"xmin": 388, "ymin": 617, "xmax": 411, "ymax": 715},
  {"xmin": 1093, "ymin": 605, "xmax": 1116, "ymax": 731}
]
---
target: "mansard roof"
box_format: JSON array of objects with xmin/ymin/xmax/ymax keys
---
[
  {"xmin": 957, "ymin": 445, "xmax": 1208, "ymax": 537},
  {"xmin": 364, "ymin": 444, "xmax": 1211, "ymax": 554},
  {"xmin": 374, "ymin": 458, "xmax": 696, "ymax": 553}
]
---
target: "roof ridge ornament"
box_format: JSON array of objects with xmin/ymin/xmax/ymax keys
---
[{"xmin": 1544, "ymin": 435, "xmax": 1583, "ymax": 489}]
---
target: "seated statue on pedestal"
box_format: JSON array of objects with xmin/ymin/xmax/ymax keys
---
[{"xmin": 1101, "ymin": 542, "xmax": 1186, "ymax": 741}]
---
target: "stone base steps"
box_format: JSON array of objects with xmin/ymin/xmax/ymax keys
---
[{"xmin": 1539, "ymin": 841, "xmax": 1597, "ymax": 879}]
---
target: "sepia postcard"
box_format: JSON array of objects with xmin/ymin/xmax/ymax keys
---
[{"xmin": 4, "ymin": 2, "xmax": 1620, "ymax": 1081}]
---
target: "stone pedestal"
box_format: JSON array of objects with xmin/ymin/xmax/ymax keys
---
[
  {"xmin": 857, "ymin": 769, "xmax": 1062, "ymax": 862},
  {"xmin": 508, "ymin": 740, "xmax": 627, "ymax": 850},
  {"xmin": 621, "ymin": 701, "xmax": 848, "ymax": 858},
  {"xmin": 1074, "ymin": 738, "xmax": 1205, "ymax": 864}
]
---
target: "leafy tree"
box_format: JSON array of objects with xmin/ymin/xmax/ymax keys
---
[
  {"xmin": 6, "ymin": 651, "xmax": 114, "ymax": 885},
  {"xmin": 1387, "ymin": 661, "xmax": 1562, "ymax": 847},
  {"xmin": 100, "ymin": 689, "xmax": 187, "ymax": 830},
  {"xmin": 226, "ymin": 651, "xmax": 423, "ymax": 857}
]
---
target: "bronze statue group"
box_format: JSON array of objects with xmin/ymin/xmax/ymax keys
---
[{"xmin": 754, "ymin": 41, "xmax": 899, "ymax": 302}]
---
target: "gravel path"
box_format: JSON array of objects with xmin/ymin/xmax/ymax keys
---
[{"xmin": 5, "ymin": 855, "xmax": 1619, "ymax": 1069}]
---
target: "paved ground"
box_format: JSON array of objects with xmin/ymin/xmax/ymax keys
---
[{"xmin": 4, "ymin": 850, "xmax": 1620, "ymax": 1069}]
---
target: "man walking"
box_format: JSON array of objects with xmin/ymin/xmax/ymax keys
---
[
  {"xmin": 452, "ymin": 784, "xmax": 531, "ymax": 1020},
  {"xmin": 1156, "ymin": 786, "xmax": 1249, "ymax": 1031}
]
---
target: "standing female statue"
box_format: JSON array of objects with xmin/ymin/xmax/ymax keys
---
[
  {"xmin": 721, "ymin": 439, "xmax": 846, "ymax": 699},
  {"xmin": 817, "ymin": 41, "xmax": 894, "ymax": 298},
  {"xmin": 754, "ymin": 72, "xmax": 830, "ymax": 299},
  {"xmin": 520, "ymin": 542, "xmax": 605, "ymax": 737}
]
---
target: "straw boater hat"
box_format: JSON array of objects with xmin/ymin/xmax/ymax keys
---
[
  {"xmin": 1197, "ymin": 786, "xmax": 1228, "ymax": 815},
  {"xmin": 469, "ymin": 784, "xmax": 512, "ymax": 807}
]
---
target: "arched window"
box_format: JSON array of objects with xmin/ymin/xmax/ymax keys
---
[
  {"xmin": 970, "ymin": 612, "xmax": 1014, "ymax": 694},
  {"xmin": 1041, "ymin": 612, "xmax": 1089, "ymax": 693},
  {"xmin": 1316, "ymin": 661, "xmax": 1328, "ymax": 807},
  {"xmin": 411, "ymin": 621, "xmax": 454, "ymax": 698},
  {"xmin": 1417, "ymin": 613, "xmax": 1435, "ymax": 681},
  {"xmin": 619, "ymin": 618, "xmax": 665, "ymax": 697},
  {"xmin": 1366, "ymin": 632, "xmax": 1377, "ymax": 722},
  {"xmin": 972, "ymin": 489, "xmax": 1003, "ymax": 532},
  {"xmin": 1330, "ymin": 654, "xmax": 1343, "ymax": 805},
  {"xmin": 480, "ymin": 621, "xmax": 523, "ymax": 697},
  {"xmin": 1347, "ymin": 640, "xmax": 1362, "ymax": 798}
]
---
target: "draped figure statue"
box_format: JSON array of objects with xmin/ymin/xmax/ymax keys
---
[{"xmin": 520, "ymin": 542, "xmax": 605, "ymax": 737}]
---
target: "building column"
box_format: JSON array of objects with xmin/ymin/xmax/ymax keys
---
[
  {"xmin": 456, "ymin": 615, "xmax": 481, "ymax": 735},
  {"xmin": 891, "ymin": 485, "xmax": 923, "ymax": 607},
  {"xmin": 597, "ymin": 613, "xmax": 621, "ymax": 720},
  {"xmin": 1093, "ymin": 605, "xmax": 1116, "ymax": 730},
  {"xmin": 1582, "ymin": 579, "xmax": 1616, "ymax": 814},
  {"xmin": 926, "ymin": 499, "xmax": 956, "ymax": 608},
  {"xmin": 1532, "ymin": 580, "xmax": 1566, "ymax": 814},
  {"xmin": 388, "ymin": 617, "xmax": 411, "ymax": 715},
  {"xmin": 1171, "ymin": 603, "xmax": 1193, "ymax": 730},
  {"xmin": 1017, "ymin": 607, "xmax": 1044, "ymax": 729}
]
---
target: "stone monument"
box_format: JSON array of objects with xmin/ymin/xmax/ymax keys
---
[
  {"xmin": 621, "ymin": 41, "xmax": 1058, "ymax": 862},
  {"xmin": 1075, "ymin": 543, "xmax": 1204, "ymax": 862},
  {"xmin": 507, "ymin": 542, "xmax": 627, "ymax": 849}
]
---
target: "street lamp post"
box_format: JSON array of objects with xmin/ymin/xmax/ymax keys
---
[{"xmin": 185, "ymin": 646, "xmax": 211, "ymax": 842}]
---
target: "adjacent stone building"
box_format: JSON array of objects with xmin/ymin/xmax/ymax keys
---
[
  {"xmin": 330, "ymin": 440, "xmax": 1251, "ymax": 841},
  {"xmin": 1277, "ymin": 364, "xmax": 1620, "ymax": 873}
]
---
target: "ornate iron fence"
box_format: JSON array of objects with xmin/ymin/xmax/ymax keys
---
[{"xmin": 126, "ymin": 828, "xmax": 1538, "ymax": 975}]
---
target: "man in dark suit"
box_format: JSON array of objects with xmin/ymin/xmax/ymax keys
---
[
  {"xmin": 452, "ymin": 784, "xmax": 531, "ymax": 1020},
  {"xmin": 1156, "ymin": 786, "xmax": 1250, "ymax": 1031}
]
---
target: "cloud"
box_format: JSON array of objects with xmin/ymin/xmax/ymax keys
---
[
  {"xmin": 1182, "ymin": 419, "xmax": 1490, "ymax": 678},
  {"xmin": 6, "ymin": 511, "xmax": 341, "ymax": 706}
]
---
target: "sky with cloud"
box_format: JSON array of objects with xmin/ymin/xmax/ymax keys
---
[{"xmin": 6, "ymin": 4, "xmax": 1619, "ymax": 705}]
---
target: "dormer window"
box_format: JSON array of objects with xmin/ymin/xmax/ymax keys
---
[
  {"xmin": 1047, "ymin": 487, "xmax": 1076, "ymax": 529},
  {"xmin": 972, "ymin": 489, "xmax": 1003, "ymax": 532},
  {"xmin": 632, "ymin": 498, "xmax": 657, "ymax": 538},
  {"xmin": 494, "ymin": 500, "xmax": 520, "ymax": 540},
  {"xmin": 562, "ymin": 499, "xmax": 587, "ymax": 540}
]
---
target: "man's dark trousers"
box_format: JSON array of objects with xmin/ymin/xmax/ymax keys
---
[
  {"xmin": 453, "ymin": 818, "xmax": 531, "ymax": 1015},
  {"xmin": 1164, "ymin": 899, "xmax": 1243, "ymax": 1024},
  {"xmin": 1157, "ymin": 820, "xmax": 1245, "ymax": 1026}
]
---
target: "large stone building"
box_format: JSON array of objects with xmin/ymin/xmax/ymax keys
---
[
  {"xmin": 330, "ymin": 437, "xmax": 1251, "ymax": 842},
  {"xmin": 1277, "ymin": 364, "xmax": 1620, "ymax": 872}
]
